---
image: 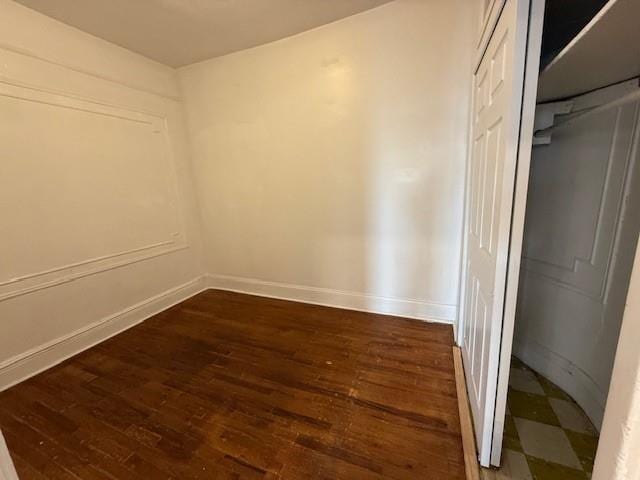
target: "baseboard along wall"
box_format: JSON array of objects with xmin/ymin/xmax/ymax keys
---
[
  {"xmin": 0, "ymin": 276, "xmax": 208, "ymax": 392},
  {"xmin": 0, "ymin": 273, "xmax": 458, "ymax": 392},
  {"xmin": 513, "ymin": 339, "xmax": 607, "ymax": 430},
  {"xmin": 206, "ymin": 273, "xmax": 457, "ymax": 324}
]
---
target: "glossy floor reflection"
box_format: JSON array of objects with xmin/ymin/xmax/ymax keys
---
[{"xmin": 483, "ymin": 358, "xmax": 599, "ymax": 480}]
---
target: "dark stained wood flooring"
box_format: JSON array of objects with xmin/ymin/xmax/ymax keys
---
[{"xmin": 0, "ymin": 290, "xmax": 465, "ymax": 479}]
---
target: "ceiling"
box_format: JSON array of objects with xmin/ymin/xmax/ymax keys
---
[{"xmin": 14, "ymin": 0, "xmax": 393, "ymax": 68}]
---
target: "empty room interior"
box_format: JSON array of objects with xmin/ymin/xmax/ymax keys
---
[{"xmin": 1, "ymin": 0, "xmax": 640, "ymax": 479}]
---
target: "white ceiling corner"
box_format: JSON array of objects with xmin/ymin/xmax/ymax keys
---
[{"xmin": 13, "ymin": 0, "xmax": 394, "ymax": 67}]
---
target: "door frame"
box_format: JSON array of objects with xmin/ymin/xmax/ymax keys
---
[
  {"xmin": 489, "ymin": 0, "xmax": 546, "ymax": 466},
  {"xmin": 592, "ymin": 235, "xmax": 640, "ymax": 479}
]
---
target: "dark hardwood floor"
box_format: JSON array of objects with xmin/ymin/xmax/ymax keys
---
[{"xmin": 0, "ymin": 290, "xmax": 465, "ymax": 479}]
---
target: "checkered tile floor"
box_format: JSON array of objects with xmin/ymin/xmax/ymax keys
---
[{"xmin": 485, "ymin": 357, "xmax": 599, "ymax": 480}]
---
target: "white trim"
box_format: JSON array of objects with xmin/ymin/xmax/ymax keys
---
[
  {"xmin": 0, "ymin": 78, "xmax": 189, "ymax": 302},
  {"xmin": 491, "ymin": 0, "xmax": 546, "ymax": 466},
  {"xmin": 0, "ymin": 42, "xmax": 180, "ymax": 101},
  {"xmin": 461, "ymin": 0, "xmax": 534, "ymax": 466},
  {"xmin": 0, "ymin": 245, "xmax": 189, "ymax": 303},
  {"xmin": 513, "ymin": 338, "xmax": 607, "ymax": 429},
  {"xmin": 455, "ymin": 17, "xmax": 480, "ymax": 345},
  {"xmin": 0, "ymin": 431, "xmax": 18, "ymax": 480},
  {"xmin": 593, "ymin": 235, "xmax": 640, "ymax": 479},
  {"xmin": 207, "ymin": 274, "xmax": 456, "ymax": 324},
  {"xmin": 0, "ymin": 276, "xmax": 207, "ymax": 392},
  {"xmin": 0, "ymin": 273, "xmax": 453, "ymax": 393},
  {"xmin": 535, "ymin": 85, "xmax": 640, "ymax": 138}
]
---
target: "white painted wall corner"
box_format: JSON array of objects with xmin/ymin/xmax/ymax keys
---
[{"xmin": 206, "ymin": 273, "xmax": 456, "ymax": 324}]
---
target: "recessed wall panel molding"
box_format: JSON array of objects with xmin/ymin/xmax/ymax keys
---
[
  {"xmin": 0, "ymin": 80, "xmax": 187, "ymax": 301},
  {"xmin": 522, "ymin": 101, "xmax": 640, "ymax": 299}
]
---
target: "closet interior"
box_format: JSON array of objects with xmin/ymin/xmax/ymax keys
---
[{"xmin": 502, "ymin": 0, "xmax": 640, "ymax": 476}]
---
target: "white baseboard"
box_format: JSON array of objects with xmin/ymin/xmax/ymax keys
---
[
  {"xmin": 0, "ymin": 273, "xmax": 455, "ymax": 393},
  {"xmin": 0, "ymin": 276, "xmax": 207, "ymax": 392},
  {"xmin": 206, "ymin": 273, "xmax": 456, "ymax": 324},
  {"xmin": 513, "ymin": 338, "xmax": 606, "ymax": 430}
]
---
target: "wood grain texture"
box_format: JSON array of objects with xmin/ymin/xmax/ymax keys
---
[
  {"xmin": 453, "ymin": 347, "xmax": 480, "ymax": 480},
  {"xmin": 0, "ymin": 290, "xmax": 465, "ymax": 479}
]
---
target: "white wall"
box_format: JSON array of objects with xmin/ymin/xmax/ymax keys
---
[
  {"xmin": 0, "ymin": 0, "xmax": 205, "ymax": 389},
  {"xmin": 514, "ymin": 84, "xmax": 640, "ymax": 428},
  {"xmin": 593, "ymin": 237, "xmax": 640, "ymax": 480},
  {"xmin": 179, "ymin": 0, "xmax": 474, "ymax": 323},
  {"xmin": 0, "ymin": 0, "xmax": 475, "ymax": 390}
]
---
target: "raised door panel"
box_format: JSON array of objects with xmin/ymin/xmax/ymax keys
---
[
  {"xmin": 461, "ymin": 0, "xmax": 529, "ymax": 466},
  {"xmin": 477, "ymin": 0, "xmax": 507, "ymax": 62}
]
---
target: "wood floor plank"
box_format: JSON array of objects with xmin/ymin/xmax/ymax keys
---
[{"xmin": 0, "ymin": 290, "xmax": 465, "ymax": 479}]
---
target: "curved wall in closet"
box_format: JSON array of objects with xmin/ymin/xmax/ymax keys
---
[{"xmin": 514, "ymin": 85, "xmax": 640, "ymax": 429}]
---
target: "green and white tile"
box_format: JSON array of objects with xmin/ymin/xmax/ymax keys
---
[
  {"xmin": 565, "ymin": 430, "xmax": 598, "ymax": 473},
  {"xmin": 515, "ymin": 418, "xmax": 582, "ymax": 469},
  {"xmin": 508, "ymin": 390, "xmax": 560, "ymax": 426},
  {"xmin": 498, "ymin": 449, "xmax": 533, "ymax": 479},
  {"xmin": 485, "ymin": 357, "xmax": 600, "ymax": 480},
  {"xmin": 548, "ymin": 398, "xmax": 597, "ymax": 436},
  {"xmin": 509, "ymin": 367, "xmax": 545, "ymax": 396},
  {"xmin": 527, "ymin": 456, "xmax": 588, "ymax": 480}
]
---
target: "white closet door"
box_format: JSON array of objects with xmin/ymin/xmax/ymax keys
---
[{"xmin": 460, "ymin": 0, "xmax": 531, "ymax": 467}]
